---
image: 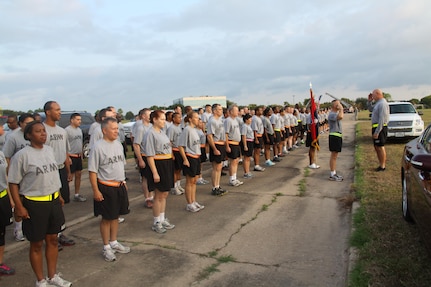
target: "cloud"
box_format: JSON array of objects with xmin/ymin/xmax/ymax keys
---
[{"xmin": 0, "ymin": 0, "xmax": 431, "ymax": 114}]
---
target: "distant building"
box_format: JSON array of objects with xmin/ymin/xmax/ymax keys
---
[{"xmin": 173, "ymin": 96, "xmax": 227, "ymax": 109}]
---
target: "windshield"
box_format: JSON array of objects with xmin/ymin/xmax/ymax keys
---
[{"xmin": 389, "ymin": 104, "xmax": 416, "ymax": 114}]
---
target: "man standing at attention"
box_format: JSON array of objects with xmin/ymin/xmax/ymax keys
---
[
  {"xmin": 328, "ymin": 100, "xmax": 344, "ymax": 181},
  {"xmin": 65, "ymin": 113, "xmax": 86, "ymax": 202},
  {"xmin": 367, "ymin": 89, "xmax": 389, "ymax": 171},
  {"xmin": 43, "ymin": 101, "xmax": 75, "ymax": 248}
]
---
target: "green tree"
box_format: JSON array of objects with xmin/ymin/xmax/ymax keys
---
[
  {"xmin": 409, "ymin": 98, "xmax": 420, "ymax": 105},
  {"xmin": 383, "ymin": 92, "xmax": 392, "ymax": 102},
  {"xmin": 125, "ymin": 111, "xmax": 135, "ymax": 120},
  {"xmin": 117, "ymin": 108, "xmax": 123, "ymax": 116},
  {"xmin": 355, "ymin": 97, "xmax": 368, "ymax": 110},
  {"xmin": 226, "ymin": 100, "xmax": 236, "ymax": 108},
  {"xmin": 420, "ymin": 95, "xmax": 431, "ymax": 108}
]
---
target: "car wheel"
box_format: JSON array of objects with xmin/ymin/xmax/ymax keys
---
[
  {"xmin": 83, "ymin": 140, "xmax": 90, "ymax": 158},
  {"xmin": 402, "ymin": 173, "xmax": 413, "ymax": 222}
]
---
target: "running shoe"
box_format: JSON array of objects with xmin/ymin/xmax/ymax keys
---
[
  {"xmin": 186, "ymin": 204, "xmax": 200, "ymax": 213},
  {"xmin": 171, "ymin": 187, "xmax": 184, "ymax": 195},
  {"xmin": 194, "ymin": 202, "xmax": 205, "ymax": 210},
  {"xmin": 0, "ymin": 263, "xmax": 15, "ymax": 275},
  {"xmin": 243, "ymin": 173, "xmax": 254, "ymax": 179},
  {"xmin": 103, "ymin": 248, "xmax": 117, "ymax": 262},
  {"xmin": 35, "ymin": 279, "xmax": 53, "ymax": 287},
  {"xmin": 253, "ymin": 165, "xmax": 265, "ymax": 172},
  {"xmin": 265, "ymin": 160, "xmax": 276, "ymax": 166},
  {"xmin": 110, "ymin": 242, "xmax": 131, "ymax": 253},
  {"xmin": 217, "ymin": 187, "xmax": 228, "ymax": 196},
  {"xmin": 73, "ymin": 194, "xmax": 87, "ymax": 202},
  {"xmin": 178, "ymin": 186, "xmax": 185, "ymax": 193},
  {"xmin": 272, "ymin": 157, "xmax": 281, "ymax": 162},
  {"xmin": 196, "ymin": 178, "xmax": 208, "ymax": 185},
  {"xmin": 58, "ymin": 234, "xmax": 75, "ymax": 246},
  {"xmin": 118, "ymin": 217, "xmax": 125, "ymax": 223},
  {"xmin": 161, "ymin": 218, "xmax": 175, "ymax": 230},
  {"xmin": 47, "ymin": 273, "xmax": 72, "ymax": 287},
  {"xmin": 229, "ymin": 179, "xmax": 243, "ymax": 187},
  {"xmin": 14, "ymin": 229, "xmax": 25, "ymax": 242},
  {"xmin": 308, "ymin": 163, "xmax": 320, "ymax": 169},
  {"xmin": 152, "ymin": 222, "xmax": 167, "ymax": 234}
]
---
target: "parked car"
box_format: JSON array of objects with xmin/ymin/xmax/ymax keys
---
[
  {"xmin": 39, "ymin": 111, "xmax": 95, "ymax": 158},
  {"xmin": 401, "ymin": 123, "xmax": 431, "ymax": 251},
  {"xmin": 123, "ymin": 120, "xmax": 136, "ymax": 144},
  {"xmin": 387, "ymin": 102, "xmax": 424, "ymax": 138}
]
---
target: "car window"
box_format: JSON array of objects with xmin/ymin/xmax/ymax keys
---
[
  {"xmin": 81, "ymin": 114, "xmax": 95, "ymax": 126},
  {"xmin": 421, "ymin": 126, "xmax": 431, "ymax": 153},
  {"xmin": 389, "ymin": 104, "xmax": 416, "ymax": 114}
]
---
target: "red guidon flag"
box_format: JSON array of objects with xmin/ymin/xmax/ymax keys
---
[{"xmin": 309, "ymin": 83, "xmax": 320, "ymax": 150}]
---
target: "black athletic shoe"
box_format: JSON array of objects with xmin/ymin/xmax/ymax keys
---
[{"xmin": 376, "ymin": 166, "xmax": 386, "ymax": 172}]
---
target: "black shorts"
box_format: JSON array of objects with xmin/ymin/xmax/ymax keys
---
[
  {"xmin": 59, "ymin": 167, "xmax": 70, "ymax": 204},
  {"xmin": 254, "ymin": 137, "xmax": 264, "ymax": 149},
  {"xmin": 264, "ymin": 134, "xmax": 275, "ymax": 145},
  {"xmin": 306, "ymin": 130, "xmax": 319, "ymax": 147},
  {"xmin": 139, "ymin": 157, "xmax": 149, "ymax": 178},
  {"xmin": 183, "ymin": 156, "xmax": 201, "ymax": 177},
  {"xmin": 282, "ymin": 130, "xmax": 288, "ymax": 139},
  {"xmin": 70, "ymin": 157, "xmax": 83, "ymax": 173},
  {"xmin": 291, "ymin": 127, "xmax": 297, "ymax": 136},
  {"xmin": 241, "ymin": 141, "xmax": 254, "ymax": 157},
  {"xmin": 227, "ymin": 144, "xmax": 241, "ymax": 159},
  {"xmin": 0, "ymin": 194, "xmax": 13, "ymax": 227},
  {"xmin": 329, "ymin": 135, "xmax": 343, "ymax": 153},
  {"xmin": 372, "ymin": 126, "xmax": 388, "ymax": 146},
  {"xmin": 209, "ymin": 144, "xmax": 226, "ymax": 163},
  {"xmin": 22, "ymin": 196, "xmax": 65, "ymax": 242},
  {"xmin": 274, "ymin": 131, "xmax": 282, "ymax": 143},
  {"xmin": 173, "ymin": 150, "xmax": 183, "ymax": 171},
  {"xmin": 147, "ymin": 159, "xmax": 174, "ymax": 192},
  {"xmin": 94, "ymin": 183, "xmax": 130, "ymax": 220},
  {"xmin": 200, "ymin": 147, "xmax": 207, "ymax": 162}
]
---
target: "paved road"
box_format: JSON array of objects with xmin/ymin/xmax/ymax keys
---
[{"xmin": 1, "ymin": 114, "xmax": 356, "ymax": 287}]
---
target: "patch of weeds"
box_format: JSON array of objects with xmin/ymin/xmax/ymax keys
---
[
  {"xmin": 304, "ymin": 168, "xmax": 310, "ymax": 177},
  {"xmin": 208, "ymin": 250, "xmax": 218, "ymax": 258},
  {"xmin": 197, "ymin": 263, "xmax": 220, "ymax": 281},
  {"xmin": 275, "ymin": 192, "xmax": 283, "ymax": 196},
  {"xmin": 298, "ymin": 178, "xmax": 306, "ymax": 196},
  {"xmin": 217, "ymin": 254, "xmax": 235, "ymax": 263},
  {"xmin": 261, "ymin": 204, "xmax": 268, "ymax": 211},
  {"xmin": 160, "ymin": 245, "xmax": 176, "ymax": 250}
]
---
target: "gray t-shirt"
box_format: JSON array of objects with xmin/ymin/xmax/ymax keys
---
[
  {"xmin": 88, "ymin": 139, "xmax": 126, "ymax": 181},
  {"xmin": 224, "ymin": 117, "xmax": 241, "ymax": 142},
  {"xmin": 89, "ymin": 122, "xmax": 103, "ymax": 151},
  {"xmin": 65, "ymin": 125, "xmax": 83, "ymax": 154},
  {"xmin": 241, "ymin": 123, "xmax": 254, "ymax": 140},
  {"xmin": 166, "ymin": 124, "xmax": 182, "ymax": 149},
  {"xmin": 328, "ymin": 111, "xmax": 342, "ymax": 134},
  {"xmin": 207, "ymin": 116, "xmax": 226, "ymax": 142},
  {"xmin": 143, "ymin": 127, "xmax": 172, "ymax": 156},
  {"xmin": 134, "ymin": 123, "xmax": 152, "ymax": 153},
  {"xmin": 8, "ymin": 145, "xmax": 61, "ymax": 196},
  {"xmin": 251, "ymin": 115, "xmax": 264, "ymax": 135},
  {"xmin": 178, "ymin": 125, "xmax": 201, "ymax": 155},
  {"xmin": 2, "ymin": 128, "xmax": 30, "ymax": 159},
  {"xmin": 0, "ymin": 151, "xmax": 7, "ymax": 190},
  {"xmin": 0, "ymin": 134, "xmax": 5, "ymax": 151},
  {"xmin": 44, "ymin": 123, "xmax": 69, "ymax": 165},
  {"xmin": 198, "ymin": 129, "xmax": 206, "ymax": 145},
  {"xmin": 118, "ymin": 122, "xmax": 125, "ymax": 143},
  {"xmin": 368, "ymin": 98, "xmax": 390, "ymax": 135},
  {"xmin": 262, "ymin": 116, "xmax": 274, "ymax": 135}
]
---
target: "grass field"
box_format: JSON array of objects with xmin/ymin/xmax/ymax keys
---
[{"xmin": 349, "ymin": 109, "xmax": 431, "ymax": 287}]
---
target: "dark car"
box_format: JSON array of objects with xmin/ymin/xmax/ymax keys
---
[
  {"xmin": 39, "ymin": 111, "xmax": 95, "ymax": 158},
  {"xmin": 401, "ymin": 123, "xmax": 431, "ymax": 250}
]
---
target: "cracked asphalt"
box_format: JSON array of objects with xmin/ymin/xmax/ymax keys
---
[{"xmin": 1, "ymin": 114, "xmax": 356, "ymax": 287}]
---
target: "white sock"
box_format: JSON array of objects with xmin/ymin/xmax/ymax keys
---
[
  {"xmin": 229, "ymin": 176, "xmax": 234, "ymax": 182},
  {"xmin": 109, "ymin": 240, "xmax": 118, "ymax": 247},
  {"xmin": 160, "ymin": 212, "xmax": 165, "ymax": 222},
  {"xmin": 104, "ymin": 244, "xmax": 111, "ymax": 250},
  {"xmin": 74, "ymin": 194, "xmax": 80, "ymax": 197},
  {"xmin": 15, "ymin": 221, "xmax": 22, "ymax": 231},
  {"xmin": 331, "ymin": 171, "xmax": 336, "ymax": 176},
  {"xmin": 153, "ymin": 217, "xmax": 159, "ymax": 225},
  {"xmin": 232, "ymin": 173, "xmax": 236, "ymax": 181}
]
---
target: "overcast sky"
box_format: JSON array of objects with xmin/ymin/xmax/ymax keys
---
[{"xmin": 1, "ymin": 0, "xmax": 430, "ymax": 114}]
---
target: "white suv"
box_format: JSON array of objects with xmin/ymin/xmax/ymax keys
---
[{"xmin": 387, "ymin": 102, "xmax": 424, "ymax": 138}]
